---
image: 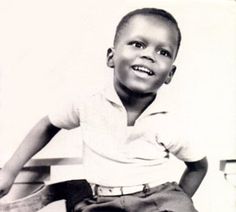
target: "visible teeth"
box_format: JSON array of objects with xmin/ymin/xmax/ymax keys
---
[{"xmin": 133, "ymin": 66, "xmax": 153, "ymax": 75}]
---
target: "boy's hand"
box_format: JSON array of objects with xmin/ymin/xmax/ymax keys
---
[{"xmin": 0, "ymin": 169, "xmax": 16, "ymax": 198}]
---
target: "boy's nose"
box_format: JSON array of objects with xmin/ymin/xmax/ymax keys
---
[{"xmin": 140, "ymin": 48, "xmax": 156, "ymax": 63}]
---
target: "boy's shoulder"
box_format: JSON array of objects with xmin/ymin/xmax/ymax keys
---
[{"xmin": 65, "ymin": 86, "xmax": 110, "ymax": 107}]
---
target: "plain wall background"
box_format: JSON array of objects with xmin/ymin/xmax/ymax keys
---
[{"xmin": 0, "ymin": 0, "xmax": 236, "ymax": 211}]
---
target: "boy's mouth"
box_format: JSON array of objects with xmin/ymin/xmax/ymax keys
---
[{"xmin": 132, "ymin": 65, "xmax": 154, "ymax": 77}]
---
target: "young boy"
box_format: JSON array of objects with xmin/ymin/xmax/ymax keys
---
[{"xmin": 0, "ymin": 8, "xmax": 207, "ymax": 212}]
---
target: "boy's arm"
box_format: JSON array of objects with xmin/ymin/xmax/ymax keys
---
[
  {"xmin": 0, "ymin": 116, "xmax": 61, "ymax": 198},
  {"xmin": 179, "ymin": 156, "xmax": 208, "ymax": 197}
]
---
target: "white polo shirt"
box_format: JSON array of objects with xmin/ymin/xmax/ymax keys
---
[{"xmin": 49, "ymin": 83, "xmax": 205, "ymax": 187}]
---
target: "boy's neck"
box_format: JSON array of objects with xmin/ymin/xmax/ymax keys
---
[{"xmin": 114, "ymin": 82, "xmax": 156, "ymax": 125}]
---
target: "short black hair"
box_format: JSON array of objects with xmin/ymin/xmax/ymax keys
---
[{"xmin": 114, "ymin": 8, "xmax": 182, "ymax": 51}]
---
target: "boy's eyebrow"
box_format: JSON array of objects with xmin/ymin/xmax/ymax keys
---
[{"xmin": 126, "ymin": 35, "xmax": 146, "ymax": 42}]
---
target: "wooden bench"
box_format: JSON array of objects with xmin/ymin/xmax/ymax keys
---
[
  {"xmin": 219, "ymin": 159, "xmax": 236, "ymax": 187},
  {"xmin": 0, "ymin": 157, "xmax": 92, "ymax": 212}
]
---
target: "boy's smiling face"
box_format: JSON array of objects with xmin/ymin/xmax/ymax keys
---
[{"xmin": 107, "ymin": 14, "xmax": 179, "ymax": 96}]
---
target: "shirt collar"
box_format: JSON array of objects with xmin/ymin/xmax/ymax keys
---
[
  {"xmin": 103, "ymin": 80, "xmax": 124, "ymax": 107},
  {"xmin": 103, "ymin": 80, "xmax": 168, "ymax": 115}
]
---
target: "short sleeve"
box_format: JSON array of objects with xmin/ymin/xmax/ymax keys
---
[
  {"xmin": 48, "ymin": 97, "xmax": 81, "ymax": 130},
  {"xmin": 158, "ymin": 116, "xmax": 207, "ymax": 162},
  {"xmin": 167, "ymin": 135, "xmax": 206, "ymax": 162}
]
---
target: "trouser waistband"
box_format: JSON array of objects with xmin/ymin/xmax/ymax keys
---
[{"xmin": 90, "ymin": 180, "xmax": 165, "ymax": 196}]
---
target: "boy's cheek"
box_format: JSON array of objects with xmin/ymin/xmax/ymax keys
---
[{"xmin": 119, "ymin": 47, "xmax": 139, "ymax": 59}]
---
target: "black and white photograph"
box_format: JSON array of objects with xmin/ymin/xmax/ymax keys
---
[{"xmin": 0, "ymin": 0, "xmax": 235, "ymax": 211}]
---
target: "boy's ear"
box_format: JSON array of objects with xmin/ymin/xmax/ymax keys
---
[
  {"xmin": 164, "ymin": 65, "xmax": 176, "ymax": 84},
  {"xmin": 106, "ymin": 48, "xmax": 115, "ymax": 68}
]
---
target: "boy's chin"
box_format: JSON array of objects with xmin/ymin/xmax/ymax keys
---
[
  {"xmin": 115, "ymin": 80, "xmax": 158, "ymax": 97},
  {"xmin": 128, "ymin": 86, "xmax": 157, "ymax": 97}
]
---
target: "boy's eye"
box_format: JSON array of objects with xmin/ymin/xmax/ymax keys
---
[
  {"xmin": 129, "ymin": 41, "xmax": 145, "ymax": 49},
  {"xmin": 158, "ymin": 49, "xmax": 172, "ymax": 58}
]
